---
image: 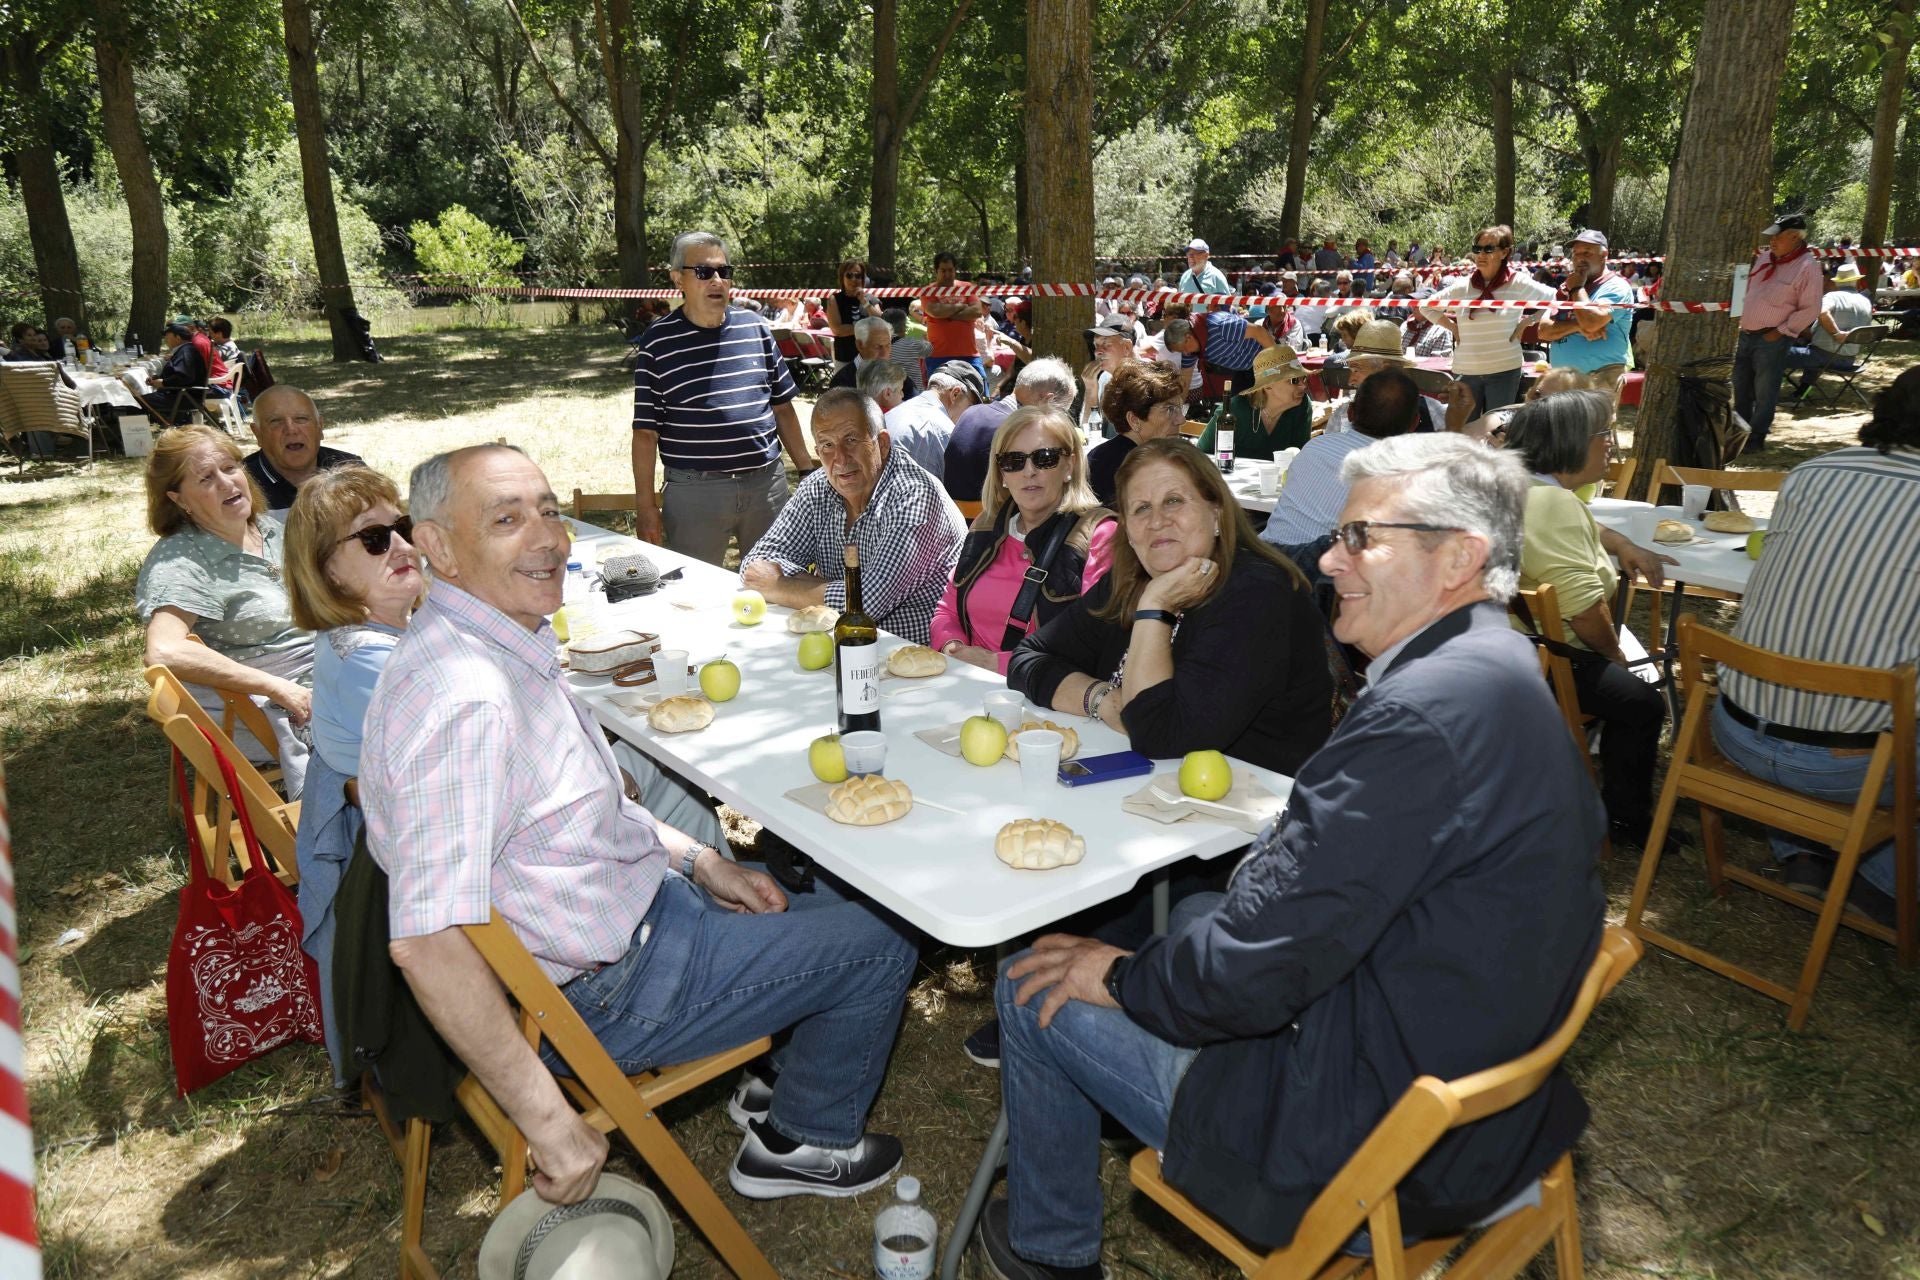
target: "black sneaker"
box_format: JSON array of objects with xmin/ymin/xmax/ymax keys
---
[
  {"xmin": 728, "ymin": 1117, "xmax": 902, "ymax": 1199},
  {"xmin": 1783, "ymin": 853, "xmax": 1833, "ymax": 900},
  {"xmin": 977, "ymin": 1198, "xmax": 1110, "ymax": 1280},
  {"xmin": 964, "ymin": 1017, "xmax": 1001, "ymax": 1069},
  {"xmin": 726, "ymin": 1063, "xmax": 776, "ymax": 1131},
  {"xmin": 1845, "ymin": 877, "xmax": 1898, "ymax": 929}
]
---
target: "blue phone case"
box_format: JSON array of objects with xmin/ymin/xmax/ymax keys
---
[{"xmin": 1057, "ymin": 750, "xmax": 1156, "ymax": 786}]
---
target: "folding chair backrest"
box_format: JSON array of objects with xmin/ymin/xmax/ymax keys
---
[
  {"xmin": 240, "ymin": 348, "xmax": 275, "ymax": 400},
  {"xmin": 1844, "ymin": 323, "xmax": 1891, "ymax": 365},
  {"xmin": 572, "ymin": 489, "xmax": 639, "ymax": 518},
  {"xmin": 1510, "ymin": 582, "xmax": 1588, "ymax": 758},
  {"xmin": 0, "ymin": 363, "xmax": 88, "ymax": 444},
  {"xmin": 1602, "ymin": 457, "xmax": 1636, "ymax": 497},
  {"xmin": 1651, "ymin": 459, "xmax": 1787, "ymax": 493},
  {"xmin": 145, "ymin": 667, "xmax": 298, "ymax": 885}
]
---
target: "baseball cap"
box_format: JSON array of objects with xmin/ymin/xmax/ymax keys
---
[
  {"xmin": 927, "ymin": 361, "xmax": 986, "ymax": 402},
  {"xmin": 1762, "ymin": 213, "xmax": 1808, "ymax": 235},
  {"xmin": 1185, "ymin": 238, "xmax": 1210, "ymax": 253},
  {"xmin": 1571, "ymin": 229, "xmax": 1609, "ymax": 250},
  {"xmin": 1085, "ymin": 314, "xmax": 1135, "ymax": 339}
]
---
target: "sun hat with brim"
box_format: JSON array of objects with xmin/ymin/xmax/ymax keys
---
[
  {"xmin": 1237, "ymin": 344, "xmax": 1311, "ymax": 398},
  {"xmin": 1833, "ymin": 263, "xmax": 1864, "ymax": 284},
  {"xmin": 1347, "ymin": 319, "xmax": 1413, "ymax": 364},
  {"xmin": 477, "ymin": 1175, "xmax": 674, "ymax": 1280}
]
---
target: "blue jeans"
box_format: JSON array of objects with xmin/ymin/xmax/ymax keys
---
[
  {"xmin": 1459, "ymin": 368, "xmax": 1523, "ymax": 418},
  {"xmin": 1783, "ymin": 344, "xmax": 1852, "ymax": 389},
  {"xmin": 1710, "ymin": 700, "xmax": 1914, "ymax": 902},
  {"xmin": 1732, "ymin": 329, "xmax": 1792, "ymax": 441},
  {"xmin": 561, "ymin": 871, "xmax": 917, "ymax": 1148},
  {"xmin": 997, "ymin": 894, "xmax": 1217, "ymax": 1267}
]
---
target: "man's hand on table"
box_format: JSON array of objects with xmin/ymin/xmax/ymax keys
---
[
  {"xmin": 740, "ymin": 559, "xmax": 782, "ymax": 592},
  {"xmin": 740, "ymin": 560, "xmax": 827, "ymax": 608},
  {"xmin": 695, "ymin": 847, "xmax": 788, "ymax": 914},
  {"xmin": 1007, "ymin": 934, "xmax": 1130, "ymax": 1029},
  {"xmin": 528, "ymin": 1108, "xmax": 610, "ymax": 1204}
]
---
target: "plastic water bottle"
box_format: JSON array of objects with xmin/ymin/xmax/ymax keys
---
[
  {"xmin": 873, "ymin": 1175, "xmax": 936, "ymax": 1280},
  {"xmin": 564, "ymin": 557, "xmax": 586, "ymax": 603}
]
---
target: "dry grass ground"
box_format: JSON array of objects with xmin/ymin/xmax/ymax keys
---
[{"xmin": 7, "ymin": 324, "xmax": 1919, "ymax": 1278}]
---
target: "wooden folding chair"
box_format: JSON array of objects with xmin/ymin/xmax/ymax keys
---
[
  {"xmin": 1599, "ymin": 457, "xmax": 1635, "ymax": 498},
  {"xmin": 1624, "ymin": 617, "xmax": 1917, "ymax": 1030},
  {"xmin": 1130, "ymin": 926, "xmax": 1642, "ymax": 1279},
  {"xmin": 954, "ymin": 498, "xmax": 984, "ymax": 521},
  {"xmin": 370, "ymin": 908, "xmax": 778, "ymax": 1279}
]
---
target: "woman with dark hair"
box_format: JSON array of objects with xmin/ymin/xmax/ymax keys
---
[
  {"xmin": 1009, "ymin": 436, "xmax": 1335, "ymax": 775},
  {"xmin": 1504, "ymin": 390, "xmax": 1674, "ymax": 846},
  {"xmin": 1086, "ymin": 359, "xmax": 1188, "ymax": 505},
  {"xmin": 1419, "ymin": 223, "xmax": 1556, "ymax": 415},
  {"xmin": 825, "ymin": 259, "xmax": 872, "ymax": 364}
]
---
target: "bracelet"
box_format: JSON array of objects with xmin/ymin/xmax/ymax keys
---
[
  {"xmin": 1086, "ymin": 681, "xmax": 1115, "ymax": 722},
  {"xmin": 1133, "ymin": 609, "xmax": 1178, "ymax": 626},
  {"xmin": 680, "ymin": 843, "xmax": 711, "ymax": 881},
  {"xmin": 941, "ymin": 639, "xmax": 963, "ymax": 656}
]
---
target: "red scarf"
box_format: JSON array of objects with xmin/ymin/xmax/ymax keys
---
[
  {"xmin": 1751, "ymin": 243, "xmax": 1808, "ymax": 283},
  {"xmin": 1470, "ymin": 262, "xmax": 1515, "ymax": 301}
]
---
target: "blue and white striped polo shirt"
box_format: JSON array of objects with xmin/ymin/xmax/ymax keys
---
[
  {"xmin": 1200, "ymin": 311, "xmax": 1264, "ymax": 372},
  {"xmin": 631, "ymin": 306, "xmax": 798, "ymax": 471}
]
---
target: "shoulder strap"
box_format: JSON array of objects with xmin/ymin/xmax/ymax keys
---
[
  {"xmin": 998, "ymin": 513, "xmax": 1080, "ymax": 652},
  {"xmin": 195, "ymin": 724, "xmax": 270, "ymax": 881}
]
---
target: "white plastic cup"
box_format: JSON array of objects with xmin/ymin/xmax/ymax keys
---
[
  {"xmin": 1630, "ymin": 508, "xmax": 1661, "ymax": 544},
  {"xmin": 1258, "ymin": 463, "xmax": 1282, "ymax": 496},
  {"xmin": 985, "ymin": 690, "xmax": 1025, "ymax": 733},
  {"xmin": 1014, "ymin": 729, "xmax": 1064, "ymax": 790},
  {"xmin": 842, "ymin": 730, "xmax": 887, "ymax": 776},
  {"xmin": 1681, "ymin": 484, "xmax": 1710, "ymax": 521},
  {"xmin": 653, "ymin": 648, "xmax": 690, "ymax": 697}
]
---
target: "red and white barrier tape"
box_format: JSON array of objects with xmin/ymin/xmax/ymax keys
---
[{"xmin": 0, "ymin": 759, "xmax": 38, "ymax": 1280}]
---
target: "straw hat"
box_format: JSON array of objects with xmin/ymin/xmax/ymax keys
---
[
  {"xmin": 1833, "ymin": 262, "xmax": 1864, "ymax": 284},
  {"xmin": 1237, "ymin": 344, "xmax": 1311, "ymax": 398},
  {"xmin": 477, "ymin": 1175, "xmax": 674, "ymax": 1280},
  {"xmin": 1347, "ymin": 319, "xmax": 1413, "ymax": 365}
]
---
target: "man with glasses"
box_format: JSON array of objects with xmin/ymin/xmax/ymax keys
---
[
  {"xmin": 974, "ymin": 434, "xmax": 1605, "ymax": 1280},
  {"xmin": 630, "ymin": 230, "xmax": 815, "ymax": 564},
  {"xmin": 243, "ymin": 386, "xmax": 364, "ymax": 519}
]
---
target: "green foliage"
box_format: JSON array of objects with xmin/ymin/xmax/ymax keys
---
[
  {"xmin": 409, "ymin": 204, "xmax": 525, "ymax": 286},
  {"xmin": 1092, "ymin": 121, "xmax": 1198, "ymax": 257}
]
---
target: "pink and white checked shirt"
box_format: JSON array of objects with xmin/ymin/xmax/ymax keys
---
[{"xmin": 361, "ymin": 582, "xmax": 667, "ymax": 983}]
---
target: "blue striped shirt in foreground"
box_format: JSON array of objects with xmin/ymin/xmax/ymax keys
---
[
  {"xmin": 631, "ymin": 306, "xmax": 798, "ymax": 470},
  {"xmin": 1720, "ymin": 446, "xmax": 1920, "ymax": 733}
]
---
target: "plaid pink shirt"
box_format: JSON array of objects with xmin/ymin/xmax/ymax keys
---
[{"xmin": 360, "ymin": 582, "xmax": 667, "ymax": 983}]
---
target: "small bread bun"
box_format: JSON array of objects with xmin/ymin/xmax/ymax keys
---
[
  {"xmin": 995, "ymin": 818, "xmax": 1086, "ymax": 870},
  {"xmin": 786, "ymin": 604, "xmax": 839, "ymax": 633},
  {"xmin": 886, "ymin": 645, "xmax": 948, "ymax": 677},
  {"xmin": 1703, "ymin": 510, "xmax": 1755, "ymax": 533},
  {"xmin": 1652, "ymin": 519, "xmax": 1695, "ymax": 544},
  {"xmin": 647, "ymin": 695, "xmax": 714, "ymax": 733},
  {"xmin": 825, "ymin": 774, "xmax": 914, "ymax": 826},
  {"xmin": 1004, "ymin": 719, "xmax": 1081, "ymax": 762}
]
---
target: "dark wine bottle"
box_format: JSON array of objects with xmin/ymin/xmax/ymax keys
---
[{"xmin": 834, "ymin": 543, "xmax": 881, "ymax": 734}]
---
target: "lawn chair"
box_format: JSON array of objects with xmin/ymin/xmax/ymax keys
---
[
  {"xmin": 1128, "ymin": 925, "xmax": 1642, "ymax": 1280},
  {"xmin": 144, "ymin": 664, "xmax": 296, "ymax": 886},
  {"xmin": 1624, "ymin": 618, "xmax": 1915, "ymax": 1030},
  {"xmin": 0, "ymin": 361, "xmax": 92, "ymax": 467},
  {"xmin": 208, "ymin": 392, "xmax": 247, "ymax": 437},
  {"xmin": 367, "ymin": 907, "xmax": 778, "ymax": 1279},
  {"xmin": 133, "ymin": 378, "xmax": 209, "ymax": 429},
  {"xmin": 1792, "ymin": 324, "xmax": 1891, "ymax": 408},
  {"xmin": 773, "ymin": 328, "xmax": 832, "ymax": 392}
]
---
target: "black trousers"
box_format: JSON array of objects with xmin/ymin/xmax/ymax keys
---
[{"xmin": 1567, "ymin": 651, "xmax": 1666, "ymax": 828}]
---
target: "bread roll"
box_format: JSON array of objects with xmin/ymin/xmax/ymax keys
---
[
  {"xmin": 786, "ymin": 604, "xmax": 839, "ymax": 633},
  {"xmin": 995, "ymin": 818, "xmax": 1086, "ymax": 870},
  {"xmin": 886, "ymin": 645, "xmax": 948, "ymax": 677},
  {"xmin": 1003, "ymin": 719, "xmax": 1081, "ymax": 762},
  {"xmin": 1652, "ymin": 519, "xmax": 1695, "ymax": 544},
  {"xmin": 567, "ymin": 630, "xmax": 660, "ymax": 675},
  {"xmin": 825, "ymin": 774, "xmax": 914, "ymax": 826},
  {"xmin": 1703, "ymin": 510, "xmax": 1755, "ymax": 533},
  {"xmin": 647, "ymin": 695, "xmax": 714, "ymax": 733}
]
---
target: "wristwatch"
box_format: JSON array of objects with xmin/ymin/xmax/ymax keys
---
[
  {"xmin": 1103, "ymin": 954, "xmax": 1129, "ymax": 1005},
  {"xmin": 680, "ymin": 842, "xmax": 714, "ymax": 880},
  {"xmin": 1133, "ymin": 609, "xmax": 1178, "ymax": 626}
]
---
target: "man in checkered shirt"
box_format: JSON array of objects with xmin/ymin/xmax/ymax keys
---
[
  {"xmin": 362, "ymin": 444, "xmax": 918, "ymax": 1205},
  {"xmin": 740, "ymin": 387, "xmax": 966, "ymax": 645}
]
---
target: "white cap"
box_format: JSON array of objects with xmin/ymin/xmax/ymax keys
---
[
  {"xmin": 897, "ymin": 1176, "xmax": 921, "ymax": 1202},
  {"xmin": 1185, "ymin": 238, "xmax": 1210, "ymax": 253}
]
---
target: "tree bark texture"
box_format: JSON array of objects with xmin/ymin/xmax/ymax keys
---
[
  {"xmin": 1582, "ymin": 128, "xmax": 1621, "ymax": 233},
  {"xmin": 1025, "ymin": 0, "xmax": 1094, "ymax": 364},
  {"xmin": 1860, "ymin": 0, "xmax": 1916, "ymax": 289},
  {"xmin": 92, "ymin": 0, "xmax": 169, "ymax": 352},
  {"xmin": 869, "ymin": 0, "xmax": 901, "ymax": 276},
  {"xmin": 2, "ymin": 37, "xmax": 88, "ymax": 331},
  {"xmin": 1490, "ymin": 64, "xmax": 1516, "ymax": 228},
  {"xmin": 283, "ymin": 0, "xmax": 362, "ymax": 361},
  {"xmin": 1894, "ymin": 113, "xmax": 1920, "ymax": 243},
  {"xmin": 1627, "ymin": 0, "xmax": 1797, "ymax": 502},
  {"xmin": 1277, "ymin": 0, "xmax": 1327, "ymax": 243}
]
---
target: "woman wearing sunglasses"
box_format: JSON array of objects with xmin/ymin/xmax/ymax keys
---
[
  {"xmin": 1416, "ymin": 224, "xmax": 1556, "ymax": 417},
  {"xmin": 930, "ymin": 407, "xmax": 1117, "ymax": 672},
  {"xmin": 137, "ymin": 424, "xmax": 316, "ymax": 798},
  {"xmin": 824, "ymin": 258, "xmax": 874, "ymax": 365}
]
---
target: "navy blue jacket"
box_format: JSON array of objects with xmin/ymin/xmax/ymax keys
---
[{"xmin": 1115, "ymin": 600, "xmax": 1606, "ymax": 1248}]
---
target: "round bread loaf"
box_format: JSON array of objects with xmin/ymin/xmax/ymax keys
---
[
  {"xmin": 1652, "ymin": 519, "xmax": 1694, "ymax": 544},
  {"xmin": 1004, "ymin": 719, "xmax": 1081, "ymax": 762},
  {"xmin": 825, "ymin": 774, "xmax": 914, "ymax": 826},
  {"xmin": 1702, "ymin": 510, "xmax": 1755, "ymax": 533},
  {"xmin": 995, "ymin": 818, "xmax": 1086, "ymax": 870},
  {"xmin": 886, "ymin": 645, "xmax": 948, "ymax": 677},
  {"xmin": 786, "ymin": 604, "xmax": 840, "ymax": 633},
  {"xmin": 647, "ymin": 695, "xmax": 714, "ymax": 733}
]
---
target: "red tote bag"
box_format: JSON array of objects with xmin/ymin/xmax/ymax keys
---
[{"xmin": 166, "ymin": 726, "xmax": 324, "ymax": 1095}]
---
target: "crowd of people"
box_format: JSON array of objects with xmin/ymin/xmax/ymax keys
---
[{"xmin": 122, "ymin": 221, "xmax": 1919, "ymax": 1280}]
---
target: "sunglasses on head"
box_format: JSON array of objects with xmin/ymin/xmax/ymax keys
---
[
  {"xmin": 337, "ymin": 515, "xmax": 413, "ymax": 555},
  {"xmin": 1328, "ymin": 519, "xmax": 1462, "ymax": 553},
  {"xmin": 684, "ymin": 263, "xmax": 734, "ymax": 280},
  {"xmin": 997, "ymin": 447, "xmax": 1066, "ymax": 473}
]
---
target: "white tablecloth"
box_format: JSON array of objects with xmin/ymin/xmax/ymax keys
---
[
  {"xmin": 1587, "ymin": 497, "xmax": 1762, "ymax": 596},
  {"xmin": 70, "ymin": 367, "xmax": 149, "ymax": 411}
]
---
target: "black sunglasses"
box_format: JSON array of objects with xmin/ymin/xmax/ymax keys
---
[
  {"xmin": 997, "ymin": 447, "xmax": 1066, "ymax": 473},
  {"xmin": 1471, "ymin": 243, "xmax": 1504, "ymax": 253},
  {"xmin": 337, "ymin": 515, "xmax": 413, "ymax": 555},
  {"xmin": 683, "ymin": 263, "xmax": 734, "ymax": 280},
  {"xmin": 1329, "ymin": 519, "xmax": 1463, "ymax": 553}
]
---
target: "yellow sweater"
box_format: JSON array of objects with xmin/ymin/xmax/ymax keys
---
[{"xmin": 1519, "ymin": 482, "xmax": 1615, "ymax": 649}]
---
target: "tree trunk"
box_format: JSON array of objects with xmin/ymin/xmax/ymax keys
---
[
  {"xmin": 869, "ymin": 0, "xmax": 901, "ymax": 277},
  {"xmin": 283, "ymin": 0, "xmax": 363, "ymax": 361},
  {"xmin": 1489, "ymin": 65, "xmax": 1516, "ymax": 228},
  {"xmin": 2, "ymin": 39, "xmax": 88, "ymax": 332},
  {"xmin": 595, "ymin": 0, "xmax": 652, "ymax": 325},
  {"xmin": 92, "ymin": 0, "xmax": 168, "ymax": 352},
  {"xmin": 1628, "ymin": 0, "xmax": 1797, "ymax": 502},
  {"xmin": 1277, "ymin": 0, "xmax": 1327, "ymax": 243},
  {"xmin": 1860, "ymin": 0, "xmax": 1916, "ymax": 290},
  {"xmin": 1584, "ymin": 132, "xmax": 1622, "ymax": 233},
  {"xmin": 1894, "ymin": 113, "xmax": 1920, "ymax": 243},
  {"xmin": 1025, "ymin": 0, "xmax": 1093, "ymax": 363},
  {"xmin": 1014, "ymin": 156, "xmax": 1030, "ymax": 266}
]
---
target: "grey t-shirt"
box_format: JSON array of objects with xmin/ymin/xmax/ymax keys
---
[{"xmin": 136, "ymin": 519, "xmax": 314, "ymax": 669}]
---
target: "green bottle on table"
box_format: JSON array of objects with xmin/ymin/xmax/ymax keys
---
[{"xmin": 835, "ymin": 543, "xmax": 881, "ymax": 734}]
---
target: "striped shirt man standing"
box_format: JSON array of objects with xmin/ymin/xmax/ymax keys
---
[{"xmin": 631, "ymin": 231, "xmax": 815, "ymax": 566}]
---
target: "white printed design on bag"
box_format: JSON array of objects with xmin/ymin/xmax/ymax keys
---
[{"xmin": 183, "ymin": 917, "xmax": 320, "ymax": 1062}]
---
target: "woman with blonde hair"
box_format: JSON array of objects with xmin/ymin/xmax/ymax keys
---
[
  {"xmin": 930, "ymin": 406, "xmax": 1117, "ymax": 672},
  {"xmin": 136, "ymin": 423, "xmax": 314, "ymax": 796}
]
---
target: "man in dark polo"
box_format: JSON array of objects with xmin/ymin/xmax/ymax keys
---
[{"xmin": 243, "ymin": 386, "xmax": 364, "ymax": 519}]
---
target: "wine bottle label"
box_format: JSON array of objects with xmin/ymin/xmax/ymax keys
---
[{"xmin": 840, "ymin": 648, "xmax": 879, "ymax": 714}]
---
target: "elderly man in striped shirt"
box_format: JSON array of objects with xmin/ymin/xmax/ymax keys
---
[
  {"xmin": 631, "ymin": 231, "xmax": 817, "ymax": 565},
  {"xmin": 1708, "ymin": 369, "xmax": 1920, "ymax": 928}
]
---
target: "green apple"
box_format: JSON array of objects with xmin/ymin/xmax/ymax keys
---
[
  {"xmin": 959, "ymin": 715, "xmax": 1010, "ymax": 767},
  {"xmin": 732, "ymin": 589, "xmax": 767, "ymax": 625},
  {"xmin": 809, "ymin": 733, "xmax": 847, "ymax": 783},
  {"xmin": 1179, "ymin": 750, "xmax": 1233, "ymax": 801},
  {"xmin": 551, "ymin": 605, "xmax": 570, "ymax": 643},
  {"xmin": 699, "ymin": 658, "xmax": 741, "ymax": 702},
  {"xmin": 1746, "ymin": 531, "xmax": 1765, "ymax": 560},
  {"xmin": 797, "ymin": 631, "xmax": 835, "ymax": 670}
]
